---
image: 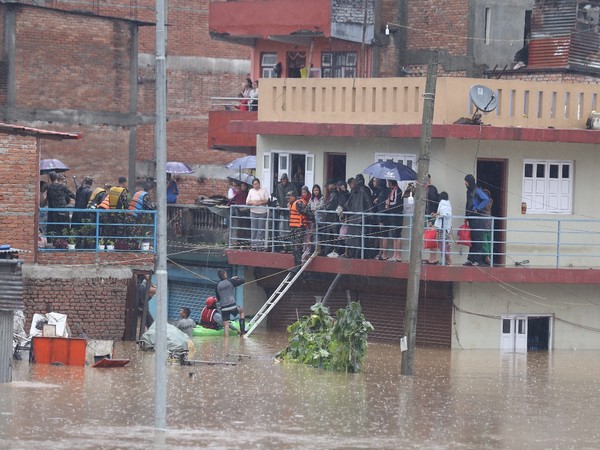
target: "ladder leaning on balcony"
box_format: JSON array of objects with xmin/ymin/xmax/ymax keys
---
[{"xmin": 244, "ymin": 250, "xmax": 318, "ymax": 338}]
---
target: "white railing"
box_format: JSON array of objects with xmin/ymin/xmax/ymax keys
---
[{"xmin": 226, "ymin": 205, "xmax": 600, "ymax": 268}]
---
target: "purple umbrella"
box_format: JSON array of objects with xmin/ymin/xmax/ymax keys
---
[
  {"xmin": 166, "ymin": 161, "xmax": 194, "ymax": 174},
  {"xmin": 40, "ymin": 158, "xmax": 69, "ymax": 174},
  {"xmin": 225, "ymin": 155, "xmax": 256, "ymax": 170}
]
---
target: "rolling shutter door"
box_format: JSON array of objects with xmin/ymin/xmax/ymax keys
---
[{"xmin": 266, "ymin": 282, "xmax": 452, "ymax": 347}]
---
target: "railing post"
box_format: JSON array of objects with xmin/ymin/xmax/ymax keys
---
[
  {"xmin": 360, "ymin": 213, "xmax": 365, "ymax": 259},
  {"xmin": 556, "ymin": 220, "xmax": 561, "ymax": 268},
  {"xmin": 490, "ymin": 217, "xmax": 495, "ymax": 267}
]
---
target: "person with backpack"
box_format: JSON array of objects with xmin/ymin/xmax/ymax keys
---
[{"xmin": 463, "ymin": 174, "xmax": 490, "ymax": 266}]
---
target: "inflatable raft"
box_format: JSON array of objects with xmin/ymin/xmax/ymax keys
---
[{"xmin": 192, "ymin": 320, "xmax": 243, "ymax": 337}]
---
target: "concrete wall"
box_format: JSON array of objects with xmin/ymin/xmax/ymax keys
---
[{"xmin": 453, "ymin": 282, "xmax": 600, "ymax": 349}]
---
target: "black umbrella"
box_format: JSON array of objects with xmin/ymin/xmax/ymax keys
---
[
  {"xmin": 227, "ymin": 173, "xmax": 254, "ymax": 185},
  {"xmin": 362, "ymin": 160, "xmax": 418, "ymax": 181},
  {"xmin": 40, "ymin": 158, "xmax": 69, "ymax": 174}
]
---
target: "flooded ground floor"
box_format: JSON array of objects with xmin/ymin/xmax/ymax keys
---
[{"xmin": 1, "ymin": 333, "xmax": 600, "ymax": 449}]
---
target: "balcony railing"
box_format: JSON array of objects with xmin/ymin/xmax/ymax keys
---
[
  {"xmin": 39, "ymin": 208, "xmax": 156, "ymax": 252},
  {"xmin": 258, "ymin": 77, "xmax": 600, "ymax": 130},
  {"xmin": 227, "ymin": 205, "xmax": 600, "ymax": 269}
]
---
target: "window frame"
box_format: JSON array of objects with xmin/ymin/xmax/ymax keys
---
[
  {"xmin": 522, "ymin": 159, "xmax": 573, "ymax": 214},
  {"xmin": 261, "ymin": 52, "xmax": 277, "ymax": 78}
]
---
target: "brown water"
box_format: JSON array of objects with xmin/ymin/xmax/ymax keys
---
[{"xmin": 1, "ymin": 333, "xmax": 600, "ymax": 449}]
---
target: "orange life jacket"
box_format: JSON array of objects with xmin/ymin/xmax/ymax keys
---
[{"xmin": 289, "ymin": 198, "xmax": 308, "ymax": 228}]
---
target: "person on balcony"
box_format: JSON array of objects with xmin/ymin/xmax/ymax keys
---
[
  {"xmin": 228, "ymin": 182, "xmax": 249, "ymax": 247},
  {"xmin": 430, "ymin": 191, "xmax": 453, "ymax": 266},
  {"xmin": 46, "ymin": 171, "xmax": 75, "ymax": 236},
  {"xmin": 72, "ymin": 176, "xmax": 93, "ymax": 228},
  {"xmin": 249, "ymin": 80, "xmax": 259, "ymax": 111},
  {"xmin": 274, "ymin": 173, "xmax": 296, "ymax": 252},
  {"xmin": 167, "ymin": 174, "xmax": 179, "ymax": 204},
  {"xmin": 341, "ymin": 174, "xmax": 373, "ymax": 259},
  {"xmin": 306, "ymin": 184, "xmax": 324, "ymax": 257},
  {"xmin": 372, "ymin": 178, "xmax": 390, "ymax": 260},
  {"xmin": 129, "ymin": 179, "xmax": 156, "ymax": 214},
  {"xmin": 98, "ymin": 176, "xmax": 129, "ymax": 210},
  {"xmin": 481, "ymin": 188, "xmax": 494, "ymax": 266},
  {"xmin": 321, "ymin": 180, "xmax": 339, "ymax": 257},
  {"xmin": 383, "ymin": 179, "xmax": 404, "ymax": 262},
  {"xmin": 288, "ymin": 190, "xmax": 309, "ymax": 272},
  {"xmin": 246, "ymin": 178, "xmax": 269, "ymax": 250},
  {"xmin": 464, "ymin": 174, "xmax": 490, "ymax": 266}
]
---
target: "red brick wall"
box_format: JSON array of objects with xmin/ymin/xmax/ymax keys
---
[
  {"xmin": 15, "ymin": 8, "xmax": 132, "ymax": 112},
  {"xmin": 407, "ymin": 0, "xmax": 469, "ymax": 56},
  {"xmin": 23, "ymin": 275, "xmax": 130, "ymax": 340},
  {"xmin": 0, "ymin": 134, "xmax": 37, "ymax": 260}
]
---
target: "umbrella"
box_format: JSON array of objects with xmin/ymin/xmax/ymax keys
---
[
  {"xmin": 166, "ymin": 161, "xmax": 194, "ymax": 174},
  {"xmin": 225, "ymin": 155, "xmax": 256, "ymax": 170},
  {"xmin": 40, "ymin": 158, "xmax": 69, "ymax": 174},
  {"xmin": 362, "ymin": 160, "xmax": 418, "ymax": 181},
  {"xmin": 227, "ymin": 173, "xmax": 255, "ymax": 185}
]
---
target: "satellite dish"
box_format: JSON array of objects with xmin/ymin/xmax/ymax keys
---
[{"xmin": 469, "ymin": 84, "xmax": 498, "ymax": 113}]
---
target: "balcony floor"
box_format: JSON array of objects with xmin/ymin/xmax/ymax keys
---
[{"xmin": 225, "ymin": 250, "xmax": 600, "ymax": 284}]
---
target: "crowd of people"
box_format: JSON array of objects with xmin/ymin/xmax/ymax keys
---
[
  {"xmin": 40, "ymin": 171, "xmax": 159, "ymax": 245},
  {"xmin": 227, "ymin": 171, "xmax": 495, "ymax": 268}
]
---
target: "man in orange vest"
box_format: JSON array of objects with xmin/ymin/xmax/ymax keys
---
[{"xmin": 288, "ymin": 190, "xmax": 309, "ymax": 273}]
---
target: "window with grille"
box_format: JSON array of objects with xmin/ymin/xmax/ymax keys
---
[
  {"xmin": 321, "ymin": 51, "xmax": 357, "ymax": 78},
  {"xmin": 261, "ymin": 53, "xmax": 277, "ymax": 78}
]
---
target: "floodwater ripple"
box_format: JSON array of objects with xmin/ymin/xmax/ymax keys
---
[{"xmin": 1, "ymin": 333, "xmax": 600, "ymax": 449}]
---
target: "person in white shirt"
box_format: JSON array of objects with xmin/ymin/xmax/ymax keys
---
[
  {"xmin": 431, "ymin": 191, "xmax": 453, "ymax": 265},
  {"xmin": 246, "ymin": 178, "xmax": 270, "ymax": 250}
]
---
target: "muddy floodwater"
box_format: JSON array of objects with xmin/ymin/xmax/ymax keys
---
[{"xmin": 2, "ymin": 333, "xmax": 600, "ymax": 449}]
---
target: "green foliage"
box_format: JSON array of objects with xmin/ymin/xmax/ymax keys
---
[{"xmin": 276, "ymin": 301, "xmax": 374, "ymax": 373}]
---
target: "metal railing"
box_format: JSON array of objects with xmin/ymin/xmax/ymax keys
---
[
  {"xmin": 226, "ymin": 205, "xmax": 600, "ymax": 268},
  {"xmin": 39, "ymin": 208, "xmax": 156, "ymax": 253},
  {"xmin": 210, "ymin": 96, "xmax": 259, "ymax": 111}
]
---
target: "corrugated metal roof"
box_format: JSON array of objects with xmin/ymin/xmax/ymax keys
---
[
  {"xmin": 529, "ymin": 37, "xmax": 572, "ymax": 68},
  {"xmin": 531, "ymin": 0, "xmax": 578, "ymax": 38},
  {"xmin": 0, "ymin": 260, "xmax": 23, "ymax": 311},
  {"xmin": 570, "ymin": 30, "xmax": 600, "ymax": 70},
  {"xmin": 529, "ymin": 0, "xmax": 600, "ymax": 70}
]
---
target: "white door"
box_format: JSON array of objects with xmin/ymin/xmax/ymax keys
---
[
  {"xmin": 515, "ymin": 316, "xmax": 528, "ymax": 352},
  {"xmin": 261, "ymin": 152, "xmax": 273, "ymax": 193},
  {"xmin": 278, "ymin": 152, "xmax": 291, "ymax": 182},
  {"xmin": 304, "ymin": 154, "xmax": 315, "ymax": 189},
  {"xmin": 501, "ymin": 316, "xmax": 527, "ymax": 352},
  {"xmin": 500, "ymin": 317, "xmax": 515, "ymax": 351}
]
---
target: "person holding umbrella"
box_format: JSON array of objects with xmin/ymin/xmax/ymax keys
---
[
  {"xmin": 46, "ymin": 171, "xmax": 75, "ymax": 236},
  {"xmin": 167, "ymin": 174, "xmax": 179, "ymax": 204}
]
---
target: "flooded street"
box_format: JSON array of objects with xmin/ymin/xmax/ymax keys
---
[{"xmin": 2, "ymin": 333, "xmax": 600, "ymax": 449}]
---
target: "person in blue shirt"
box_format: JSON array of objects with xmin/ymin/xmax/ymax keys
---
[
  {"xmin": 463, "ymin": 174, "xmax": 490, "ymax": 266},
  {"xmin": 167, "ymin": 174, "xmax": 179, "ymax": 204}
]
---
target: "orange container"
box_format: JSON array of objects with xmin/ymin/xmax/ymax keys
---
[{"xmin": 33, "ymin": 337, "xmax": 87, "ymax": 366}]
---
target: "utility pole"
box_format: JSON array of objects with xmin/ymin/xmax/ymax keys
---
[
  {"xmin": 154, "ymin": 0, "xmax": 168, "ymax": 430},
  {"xmin": 401, "ymin": 53, "xmax": 438, "ymax": 376}
]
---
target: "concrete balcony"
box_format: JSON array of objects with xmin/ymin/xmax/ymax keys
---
[
  {"xmin": 251, "ymin": 77, "xmax": 600, "ymax": 134},
  {"xmin": 209, "ymin": 0, "xmax": 331, "ymax": 41},
  {"xmin": 208, "ymin": 109, "xmax": 257, "ymax": 151}
]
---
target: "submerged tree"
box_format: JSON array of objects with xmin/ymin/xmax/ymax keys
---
[{"xmin": 276, "ymin": 301, "xmax": 374, "ymax": 373}]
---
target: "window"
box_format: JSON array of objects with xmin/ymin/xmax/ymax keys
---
[
  {"xmin": 321, "ymin": 51, "xmax": 357, "ymax": 78},
  {"xmin": 522, "ymin": 160, "xmax": 573, "ymax": 214},
  {"xmin": 261, "ymin": 53, "xmax": 277, "ymax": 78},
  {"xmin": 484, "ymin": 7, "xmax": 491, "ymax": 45}
]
